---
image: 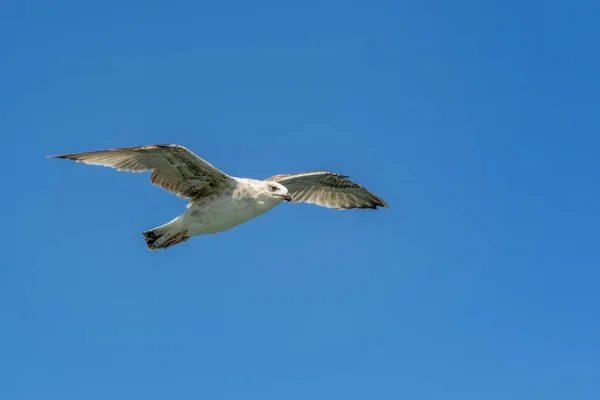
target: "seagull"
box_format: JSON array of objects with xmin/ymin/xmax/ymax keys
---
[{"xmin": 49, "ymin": 144, "xmax": 389, "ymax": 250}]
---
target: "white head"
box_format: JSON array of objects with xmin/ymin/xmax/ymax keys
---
[{"xmin": 260, "ymin": 181, "xmax": 292, "ymax": 203}]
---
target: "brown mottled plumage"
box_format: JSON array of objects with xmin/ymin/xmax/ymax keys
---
[
  {"xmin": 48, "ymin": 144, "xmax": 234, "ymax": 207},
  {"xmin": 265, "ymin": 171, "xmax": 389, "ymax": 210}
]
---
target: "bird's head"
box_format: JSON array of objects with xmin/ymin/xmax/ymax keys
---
[{"xmin": 261, "ymin": 181, "xmax": 292, "ymax": 203}]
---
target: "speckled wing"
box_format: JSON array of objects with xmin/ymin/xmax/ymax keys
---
[
  {"xmin": 49, "ymin": 144, "xmax": 235, "ymax": 204},
  {"xmin": 265, "ymin": 171, "xmax": 389, "ymax": 210}
]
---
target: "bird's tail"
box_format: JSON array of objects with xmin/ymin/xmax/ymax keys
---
[{"xmin": 142, "ymin": 216, "xmax": 189, "ymax": 250}]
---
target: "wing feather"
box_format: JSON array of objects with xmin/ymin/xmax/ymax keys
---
[
  {"xmin": 49, "ymin": 144, "xmax": 235, "ymax": 202},
  {"xmin": 265, "ymin": 171, "xmax": 389, "ymax": 210}
]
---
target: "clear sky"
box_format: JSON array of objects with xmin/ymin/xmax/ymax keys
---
[{"xmin": 3, "ymin": 1, "xmax": 599, "ymax": 399}]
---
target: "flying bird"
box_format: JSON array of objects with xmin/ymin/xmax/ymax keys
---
[{"xmin": 49, "ymin": 144, "xmax": 389, "ymax": 250}]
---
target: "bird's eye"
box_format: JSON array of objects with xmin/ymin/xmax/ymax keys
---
[{"xmin": 269, "ymin": 185, "xmax": 278, "ymax": 192}]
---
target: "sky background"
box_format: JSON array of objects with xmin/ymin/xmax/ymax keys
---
[{"xmin": 2, "ymin": 0, "xmax": 600, "ymax": 399}]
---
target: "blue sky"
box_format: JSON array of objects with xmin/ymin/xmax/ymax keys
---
[{"xmin": 2, "ymin": 0, "xmax": 600, "ymax": 399}]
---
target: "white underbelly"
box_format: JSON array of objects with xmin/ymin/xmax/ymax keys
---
[{"xmin": 183, "ymin": 197, "xmax": 276, "ymax": 235}]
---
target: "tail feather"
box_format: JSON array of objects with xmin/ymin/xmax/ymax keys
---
[
  {"xmin": 142, "ymin": 217, "xmax": 189, "ymax": 250},
  {"xmin": 142, "ymin": 227, "xmax": 165, "ymax": 249}
]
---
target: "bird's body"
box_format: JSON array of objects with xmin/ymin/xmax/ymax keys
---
[
  {"xmin": 49, "ymin": 144, "xmax": 389, "ymax": 250},
  {"xmin": 144, "ymin": 177, "xmax": 287, "ymax": 249},
  {"xmin": 182, "ymin": 178, "xmax": 284, "ymax": 235}
]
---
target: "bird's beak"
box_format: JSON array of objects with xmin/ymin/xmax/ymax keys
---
[{"xmin": 281, "ymin": 194, "xmax": 292, "ymax": 202}]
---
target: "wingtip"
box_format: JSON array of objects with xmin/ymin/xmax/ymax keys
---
[
  {"xmin": 375, "ymin": 197, "xmax": 390, "ymax": 210},
  {"xmin": 47, "ymin": 153, "xmax": 78, "ymax": 160}
]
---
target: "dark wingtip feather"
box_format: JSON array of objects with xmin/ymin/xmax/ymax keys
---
[
  {"xmin": 47, "ymin": 153, "xmax": 79, "ymax": 160},
  {"xmin": 370, "ymin": 194, "xmax": 389, "ymax": 210}
]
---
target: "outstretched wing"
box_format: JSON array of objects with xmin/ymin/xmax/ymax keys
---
[
  {"xmin": 49, "ymin": 144, "xmax": 235, "ymax": 202},
  {"xmin": 265, "ymin": 171, "xmax": 389, "ymax": 210}
]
